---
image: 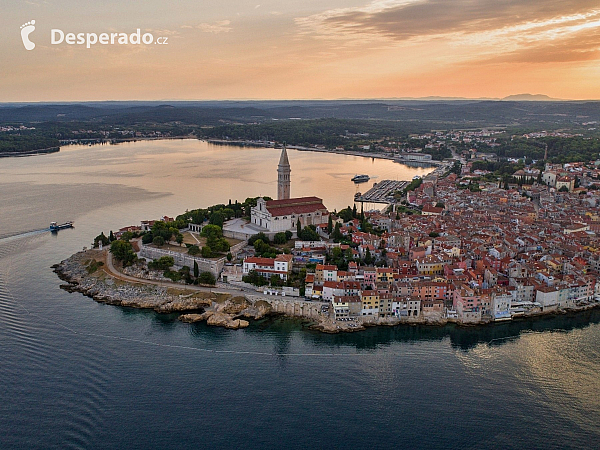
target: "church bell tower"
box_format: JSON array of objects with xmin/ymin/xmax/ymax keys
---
[{"xmin": 277, "ymin": 145, "xmax": 291, "ymax": 200}]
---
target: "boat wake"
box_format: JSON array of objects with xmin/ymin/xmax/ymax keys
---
[{"xmin": 0, "ymin": 227, "xmax": 50, "ymax": 244}]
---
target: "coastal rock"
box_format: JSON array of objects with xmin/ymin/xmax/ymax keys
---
[
  {"xmin": 155, "ymin": 297, "xmax": 211, "ymax": 313},
  {"xmin": 207, "ymin": 312, "xmax": 249, "ymax": 329},
  {"xmin": 216, "ymin": 297, "xmax": 249, "ymax": 314},
  {"xmin": 310, "ymin": 319, "xmax": 366, "ymax": 334},
  {"xmin": 240, "ymin": 302, "xmax": 271, "ymax": 320},
  {"xmin": 179, "ymin": 312, "xmax": 213, "ymax": 323}
]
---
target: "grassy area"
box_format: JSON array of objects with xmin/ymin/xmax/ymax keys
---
[
  {"xmin": 147, "ymin": 242, "xmax": 189, "ymax": 253},
  {"xmin": 183, "ymin": 232, "xmax": 242, "ymax": 248},
  {"xmin": 225, "ymin": 237, "xmax": 243, "ymax": 246},
  {"xmin": 182, "ymin": 232, "xmax": 201, "ymax": 246}
]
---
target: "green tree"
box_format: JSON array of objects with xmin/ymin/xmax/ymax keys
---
[
  {"xmin": 338, "ymin": 207, "xmax": 353, "ymax": 222},
  {"xmin": 327, "ymin": 215, "xmax": 333, "ymax": 234},
  {"xmin": 298, "ymin": 226, "xmax": 320, "ymax": 241},
  {"xmin": 209, "ymin": 211, "xmax": 225, "ymax": 227},
  {"xmin": 248, "ymin": 232, "xmax": 270, "ymax": 246},
  {"xmin": 176, "ymin": 233, "xmax": 184, "ymax": 246},
  {"xmin": 296, "ymin": 219, "xmax": 302, "ymax": 236},
  {"xmin": 243, "ymin": 270, "xmax": 268, "ymax": 287},
  {"xmin": 198, "ymin": 271, "xmax": 216, "ymax": 285},
  {"xmin": 364, "ymin": 247, "xmax": 373, "ymax": 265},
  {"xmin": 344, "ymin": 247, "xmax": 354, "ymax": 260},
  {"xmin": 188, "ymin": 245, "xmax": 200, "ymax": 255},
  {"xmin": 202, "ymin": 246, "xmax": 213, "ymax": 258},
  {"xmin": 200, "ymin": 224, "xmax": 223, "ymax": 240},
  {"xmin": 148, "ymin": 256, "xmax": 174, "ymax": 270},
  {"xmin": 222, "ymin": 208, "xmax": 235, "ymax": 220},
  {"xmin": 94, "ymin": 232, "xmax": 109, "ymax": 248},
  {"xmin": 110, "ymin": 240, "xmax": 137, "ymax": 266},
  {"xmin": 226, "ymin": 252, "xmax": 233, "ymax": 262},
  {"xmin": 285, "ymin": 230, "xmax": 293, "ymax": 240},
  {"xmin": 120, "ymin": 231, "xmax": 134, "ymax": 242},
  {"xmin": 152, "ymin": 236, "xmax": 165, "ymax": 247},
  {"xmin": 273, "ymin": 232, "xmax": 287, "ymax": 245},
  {"xmin": 109, "ymin": 230, "xmax": 115, "ymax": 242},
  {"xmin": 151, "ymin": 221, "xmax": 174, "ymax": 241},
  {"xmin": 270, "ymin": 275, "xmax": 283, "ymax": 287},
  {"xmin": 193, "ymin": 260, "xmax": 199, "ymax": 278},
  {"xmin": 331, "ymin": 223, "xmax": 343, "ymax": 242}
]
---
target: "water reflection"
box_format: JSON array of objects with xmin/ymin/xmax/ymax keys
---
[
  {"xmin": 106, "ymin": 302, "xmax": 600, "ymax": 353},
  {"xmin": 301, "ymin": 310, "xmax": 600, "ymax": 351}
]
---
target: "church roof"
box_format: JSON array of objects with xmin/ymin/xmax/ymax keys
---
[
  {"xmin": 266, "ymin": 196, "xmax": 327, "ymax": 217},
  {"xmin": 278, "ymin": 146, "xmax": 290, "ymax": 167}
]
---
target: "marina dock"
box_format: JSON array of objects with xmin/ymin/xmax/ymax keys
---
[{"xmin": 355, "ymin": 180, "xmax": 408, "ymax": 204}]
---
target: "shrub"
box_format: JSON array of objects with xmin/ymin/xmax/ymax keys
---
[
  {"xmin": 148, "ymin": 256, "xmax": 174, "ymax": 270},
  {"xmin": 197, "ymin": 271, "xmax": 216, "ymax": 285}
]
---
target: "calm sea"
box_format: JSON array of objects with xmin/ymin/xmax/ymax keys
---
[{"xmin": 0, "ymin": 140, "xmax": 598, "ymax": 449}]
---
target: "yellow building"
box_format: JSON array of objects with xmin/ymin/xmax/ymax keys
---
[
  {"xmin": 415, "ymin": 254, "xmax": 445, "ymax": 275},
  {"xmin": 360, "ymin": 292, "xmax": 380, "ymax": 318}
]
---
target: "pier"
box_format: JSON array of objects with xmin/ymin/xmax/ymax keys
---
[{"xmin": 355, "ymin": 179, "xmax": 408, "ymax": 204}]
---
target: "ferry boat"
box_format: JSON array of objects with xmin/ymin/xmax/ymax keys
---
[
  {"xmin": 50, "ymin": 221, "xmax": 74, "ymax": 232},
  {"xmin": 351, "ymin": 174, "xmax": 370, "ymax": 183}
]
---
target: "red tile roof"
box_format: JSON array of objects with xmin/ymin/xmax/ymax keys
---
[
  {"xmin": 244, "ymin": 257, "xmax": 275, "ymax": 266},
  {"xmin": 266, "ymin": 197, "xmax": 328, "ymax": 217}
]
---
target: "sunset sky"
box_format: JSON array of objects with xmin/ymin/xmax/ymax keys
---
[{"xmin": 2, "ymin": 0, "xmax": 600, "ymax": 101}]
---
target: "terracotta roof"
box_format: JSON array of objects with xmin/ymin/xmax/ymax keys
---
[
  {"xmin": 244, "ymin": 257, "xmax": 275, "ymax": 266},
  {"xmin": 266, "ymin": 197, "xmax": 327, "ymax": 217}
]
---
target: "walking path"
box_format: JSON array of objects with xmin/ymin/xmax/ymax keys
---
[{"xmin": 105, "ymin": 251, "xmax": 245, "ymax": 296}]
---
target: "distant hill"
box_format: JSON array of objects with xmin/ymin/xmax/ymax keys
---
[
  {"xmin": 1, "ymin": 99, "xmax": 600, "ymax": 127},
  {"xmin": 502, "ymin": 93, "xmax": 565, "ymax": 101}
]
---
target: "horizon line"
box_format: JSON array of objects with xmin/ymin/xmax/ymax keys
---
[{"xmin": 2, "ymin": 96, "xmax": 600, "ymax": 104}]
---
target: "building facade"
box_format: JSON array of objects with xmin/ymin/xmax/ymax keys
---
[
  {"xmin": 251, "ymin": 197, "xmax": 329, "ymax": 233},
  {"xmin": 277, "ymin": 146, "xmax": 291, "ymax": 200}
]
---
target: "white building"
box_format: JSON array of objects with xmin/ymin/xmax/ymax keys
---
[
  {"xmin": 251, "ymin": 196, "xmax": 329, "ymax": 233},
  {"xmin": 492, "ymin": 292, "xmax": 512, "ymax": 320},
  {"xmin": 242, "ymin": 254, "xmax": 293, "ymax": 280}
]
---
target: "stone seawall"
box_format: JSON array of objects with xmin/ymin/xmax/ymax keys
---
[
  {"xmin": 54, "ymin": 250, "xmax": 600, "ymax": 334},
  {"xmin": 139, "ymin": 244, "xmax": 225, "ymax": 276}
]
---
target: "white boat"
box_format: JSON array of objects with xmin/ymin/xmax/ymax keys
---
[{"xmin": 352, "ymin": 174, "xmax": 370, "ymax": 183}]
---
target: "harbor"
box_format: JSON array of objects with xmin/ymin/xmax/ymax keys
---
[{"xmin": 355, "ymin": 179, "xmax": 409, "ymax": 204}]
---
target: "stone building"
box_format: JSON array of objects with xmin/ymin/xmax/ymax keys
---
[{"xmin": 277, "ymin": 146, "xmax": 291, "ymax": 200}]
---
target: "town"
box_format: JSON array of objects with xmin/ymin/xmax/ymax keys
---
[{"xmin": 73, "ymin": 143, "xmax": 600, "ymax": 332}]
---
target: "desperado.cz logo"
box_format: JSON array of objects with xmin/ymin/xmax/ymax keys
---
[
  {"xmin": 20, "ymin": 20, "xmax": 168, "ymax": 50},
  {"xmin": 20, "ymin": 20, "xmax": 36, "ymax": 50}
]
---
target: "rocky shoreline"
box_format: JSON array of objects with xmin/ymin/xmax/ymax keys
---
[
  {"xmin": 53, "ymin": 250, "xmax": 271, "ymax": 329},
  {"xmin": 54, "ymin": 249, "xmax": 600, "ymax": 333}
]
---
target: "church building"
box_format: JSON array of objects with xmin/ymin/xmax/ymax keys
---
[
  {"xmin": 277, "ymin": 146, "xmax": 291, "ymax": 200},
  {"xmin": 251, "ymin": 147, "xmax": 329, "ymax": 234}
]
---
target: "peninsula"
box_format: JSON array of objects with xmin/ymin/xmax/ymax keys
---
[{"xmin": 54, "ymin": 144, "xmax": 600, "ymax": 332}]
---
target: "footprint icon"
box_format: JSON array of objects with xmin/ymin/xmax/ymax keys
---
[{"xmin": 20, "ymin": 20, "xmax": 36, "ymax": 50}]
